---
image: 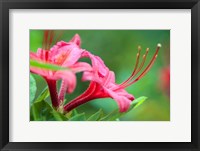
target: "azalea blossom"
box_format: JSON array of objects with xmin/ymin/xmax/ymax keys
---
[
  {"xmin": 64, "ymin": 44, "xmax": 162, "ymax": 113},
  {"xmin": 30, "ymin": 31, "xmax": 92, "ymax": 108},
  {"xmin": 64, "ymin": 52, "xmax": 134, "ymax": 112}
]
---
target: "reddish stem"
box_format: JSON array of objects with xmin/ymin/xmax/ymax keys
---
[{"xmin": 46, "ymin": 79, "xmax": 59, "ymax": 108}]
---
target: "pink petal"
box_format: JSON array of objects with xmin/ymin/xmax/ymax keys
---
[
  {"xmin": 103, "ymin": 71, "xmax": 115, "ymax": 86},
  {"xmin": 54, "ymin": 71, "xmax": 77, "ymax": 94},
  {"xmin": 94, "ymin": 56, "xmax": 109, "ymax": 77},
  {"xmin": 70, "ymin": 62, "xmax": 92, "ymax": 73},
  {"xmin": 30, "ymin": 52, "xmax": 39, "ymax": 60},
  {"xmin": 103, "ymin": 87, "xmax": 132, "ymax": 112},
  {"xmin": 49, "ymin": 42, "xmax": 84, "ymax": 67},
  {"xmin": 82, "ymin": 71, "xmax": 101, "ymax": 83},
  {"xmin": 90, "ymin": 55, "xmax": 108, "ymax": 76},
  {"xmin": 70, "ymin": 34, "xmax": 81, "ymax": 47},
  {"xmin": 30, "ymin": 67, "xmax": 49, "ymax": 78},
  {"xmin": 115, "ymin": 89, "xmax": 135, "ymax": 100},
  {"xmin": 50, "ymin": 41, "xmax": 68, "ymax": 54},
  {"xmin": 82, "ymin": 51, "xmax": 108, "ymax": 77},
  {"xmin": 36, "ymin": 48, "xmax": 44, "ymax": 59},
  {"xmin": 56, "ymin": 41, "xmax": 68, "ymax": 47},
  {"xmin": 61, "ymin": 47, "xmax": 84, "ymax": 66}
]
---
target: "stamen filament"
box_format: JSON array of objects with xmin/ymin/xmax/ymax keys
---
[
  {"xmin": 43, "ymin": 30, "xmax": 49, "ymax": 50},
  {"xmin": 123, "ymin": 55, "xmax": 158, "ymax": 88},
  {"xmin": 120, "ymin": 47, "xmax": 149, "ymax": 87},
  {"xmin": 120, "ymin": 46, "xmax": 141, "ymax": 86},
  {"xmin": 133, "ymin": 48, "xmax": 149, "ymax": 77},
  {"xmin": 122, "ymin": 44, "xmax": 161, "ymax": 88},
  {"xmin": 47, "ymin": 30, "xmax": 54, "ymax": 50},
  {"xmin": 54, "ymin": 30, "xmax": 64, "ymax": 44}
]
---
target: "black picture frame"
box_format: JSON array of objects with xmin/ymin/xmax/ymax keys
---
[{"xmin": 0, "ymin": 0, "xmax": 199, "ymax": 151}]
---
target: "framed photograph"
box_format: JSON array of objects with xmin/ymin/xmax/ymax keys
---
[{"xmin": 1, "ymin": 0, "xmax": 199, "ymax": 151}]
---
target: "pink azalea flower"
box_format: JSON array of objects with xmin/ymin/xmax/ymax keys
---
[
  {"xmin": 30, "ymin": 31, "xmax": 92, "ymax": 108},
  {"xmin": 64, "ymin": 44, "xmax": 162, "ymax": 113}
]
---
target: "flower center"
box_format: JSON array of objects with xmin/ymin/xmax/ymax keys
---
[{"xmin": 54, "ymin": 52, "xmax": 69, "ymax": 65}]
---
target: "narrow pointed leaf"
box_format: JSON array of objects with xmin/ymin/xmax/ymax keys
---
[
  {"xmin": 30, "ymin": 74, "xmax": 37, "ymax": 104},
  {"xmin": 34, "ymin": 86, "xmax": 49, "ymax": 103},
  {"xmin": 100, "ymin": 96, "xmax": 147, "ymax": 121},
  {"xmin": 30, "ymin": 59, "xmax": 69, "ymax": 71},
  {"xmin": 30, "ymin": 100, "xmax": 54, "ymax": 121},
  {"xmin": 72, "ymin": 109, "xmax": 79, "ymax": 116},
  {"xmin": 69, "ymin": 113, "xmax": 86, "ymax": 121},
  {"xmin": 30, "ymin": 100, "xmax": 68, "ymax": 121},
  {"xmin": 51, "ymin": 110, "xmax": 68, "ymax": 121},
  {"xmin": 87, "ymin": 109, "xmax": 103, "ymax": 121},
  {"xmin": 66, "ymin": 109, "xmax": 79, "ymax": 119}
]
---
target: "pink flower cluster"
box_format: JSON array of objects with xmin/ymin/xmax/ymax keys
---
[{"xmin": 30, "ymin": 32, "xmax": 161, "ymax": 113}]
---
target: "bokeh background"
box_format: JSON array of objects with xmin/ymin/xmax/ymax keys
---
[{"xmin": 30, "ymin": 30, "xmax": 170, "ymax": 121}]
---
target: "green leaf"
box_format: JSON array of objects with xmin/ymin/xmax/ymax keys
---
[
  {"xmin": 87, "ymin": 109, "xmax": 103, "ymax": 121},
  {"xmin": 30, "ymin": 74, "xmax": 37, "ymax": 104},
  {"xmin": 30, "ymin": 59, "xmax": 69, "ymax": 71},
  {"xmin": 72, "ymin": 109, "xmax": 79, "ymax": 116},
  {"xmin": 51, "ymin": 109, "xmax": 68, "ymax": 121},
  {"xmin": 30, "ymin": 100, "xmax": 68, "ymax": 121},
  {"xmin": 30, "ymin": 100, "xmax": 54, "ymax": 121},
  {"xmin": 68, "ymin": 113, "xmax": 86, "ymax": 121},
  {"xmin": 34, "ymin": 86, "xmax": 49, "ymax": 103},
  {"xmin": 100, "ymin": 96, "xmax": 147, "ymax": 121},
  {"xmin": 65, "ymin": 109, "xmax": 79, "ymax": 119}
]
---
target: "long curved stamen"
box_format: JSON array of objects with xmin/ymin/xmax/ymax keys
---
[
  {"xmin": 53, "ymin": 30, "xmax": 64, "ymax": 44},
  {"xmin": 122, "ymin": 44, "xmax": 161, "ymax": 88},
  {"xmin": 47, "ymin": 30, "xmax": 54, "ymax": 50},
  {"xmin": 120, "ymin": 47, "xmax": 149, "ymax": 87},
  {"xmin": 134, "ymin": 47, "xmax": 149, "ymax": 76},
  {"xmin": 42, "ymin": 30, "xmax": 55, "ymax": 50},
  {"xmin": 123, "ymin": 55, "xmax": 158, "ymax": 88},
  {"xmin": 120, "ymin": 46, "xmax": 141, "ymax": 86},
  {"xmin": 42, "ymin": 30, "xmax": 49, "ymax": 50},
  {"xmin": 41, "ymin": 30, "xmax": 55, "ymax": 61}
]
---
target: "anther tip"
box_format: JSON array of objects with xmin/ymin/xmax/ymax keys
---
[
  {"xmin": 157, "ymin": 43, "xmax": 162, "ymax": 48},
  {"xmin": 138, "ymin": 46, "xmax": 141, "ymax": 50}
]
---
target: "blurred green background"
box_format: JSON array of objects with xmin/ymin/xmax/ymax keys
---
[{"xmin": 30, "ymin": 30, "xmax": 170, "ymax": 121}]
